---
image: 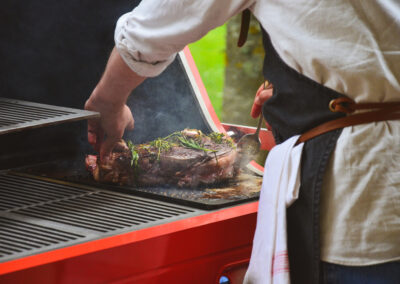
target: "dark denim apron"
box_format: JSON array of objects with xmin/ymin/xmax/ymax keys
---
[{"xmin": 261, "ymin": 29, "xmax": 348, "ymax": 284}]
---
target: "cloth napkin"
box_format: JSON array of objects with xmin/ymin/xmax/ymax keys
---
[{"xmin": 244, "ymin": 135, "xmax": 304, "ymax": 284}]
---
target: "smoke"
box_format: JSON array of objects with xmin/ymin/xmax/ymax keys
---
[{"xmin": 124, "ymin": 59, "xmax": 213, "ymax": 144}]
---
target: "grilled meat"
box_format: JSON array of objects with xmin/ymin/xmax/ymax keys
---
[{"xmin": 85, "ymin": 129, "xmax": 239, "ymax": 187}]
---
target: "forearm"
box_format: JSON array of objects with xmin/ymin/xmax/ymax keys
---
[
  {"xmin": 115, "ymin": 0, "xmax": 253, "ymax": 77},
  {"xmin": 87, "ymin": 47, "xmax": 146, "ymax": 110}
]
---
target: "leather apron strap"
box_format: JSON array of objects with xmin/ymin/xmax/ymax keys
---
[
  {"xmin": 298, "ymin": 98, "xmax": 400, "ymax": 144},
  {"xmin": 237, "ymin": 9, "xmax": 251, "ymax": 47}
]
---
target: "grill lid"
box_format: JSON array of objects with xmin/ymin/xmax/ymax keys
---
[{"xmin": 0, "ymin": 97, "xmax": 99, "ymax": 135}]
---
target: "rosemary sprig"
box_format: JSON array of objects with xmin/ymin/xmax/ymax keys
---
[
  {"xmin": 149, "ymin": 138, "xmax": 172, "ymax": 160},
  {"xmin": 178, "ymin": 136, "xmax": 216, "ymax": 153},
  {"xmin": 126, "ymin": 140, "xmax": 139, "ymax": 168},
  {"xmin": 163, "ymin": 131, "xmax": 182, "ymax": 140}
]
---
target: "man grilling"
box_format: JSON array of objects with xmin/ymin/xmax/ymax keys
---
[{"xmin": 85, "ymin": 1, "xmax": 400, "ymax": 283}]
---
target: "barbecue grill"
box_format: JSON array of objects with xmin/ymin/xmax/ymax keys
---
[{"xmin": 0, "ymin": 1, "xmax": 274, "ymax": 283}]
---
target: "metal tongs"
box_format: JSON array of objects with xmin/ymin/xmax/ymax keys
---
[
  {"xmin": 237, "ymin": 81, "xmax": 270, "ymax": 164},
  {"xmin": 237, "ymin": 114, "xmax": 263, "ymax": 158}
]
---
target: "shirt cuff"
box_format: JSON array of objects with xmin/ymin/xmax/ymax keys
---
[{"xmin": 114, "ymin": 13, "xmax": 177, "ymax": 78}]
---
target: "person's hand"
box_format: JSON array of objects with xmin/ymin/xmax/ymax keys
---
[
  {"xmin": 251, "ymin": 80, "xmax": 273, "ymax": 130},
  {"xmin": 85, "ymin": 95, "xmax": 134, "ymax": 161},
  {"xmin": 84, "ymin": 47, "xmax": 145, "ymax": 160}
]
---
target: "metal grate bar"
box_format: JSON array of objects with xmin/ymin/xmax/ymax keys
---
[
  {"xmin": 0, "ymin": 175, "xmax": 88, "ymax": 196},
  {"xmin": 0, "ymin": 106, "xmax": 68, "ymax": 120},
  {"xmin": 1, "ymin": 231, "xmax": 52, "ymax": 246},
  {"xmin": 86, "ymin": 194, "xmax": 189, "ymax": 218},
  {"xmin": 0, "ymin": 217, "xmax": 84, "ymax": 258},
  {"xmin": 0, "ymin": 221, "xmax": 81, "ymax": 242},
  {"xmin": 20, "ymin": 203, "xmax": 139, "ymax": 227},
  {"xmin": 2, "ymin": 173, "xmax": 197, "ymax": 233},
  {"xmin": 0, "ymin": 238, "xmax": 35, "ymax": 251},
  {"xmin": 0, "ymin": 101, "xmax": 72, "ymax": 115},
  {"xmin": 52, "ymin": 198, "xmax": 157, "ymax": 223},
  {"xmin": 0, "ymin": 98, "xmax": 99, "ymax": 135},
  {"xmin": 13, "ymin": 190, "xmax": 198, "ymax": 232},
  {"xmin": 0, "ymin": 199, "xmax": 28, "ymax": 210},
  {"xmin": 15, "ymin": 207, "xmax": 122, "ymax": 232},
  {"xmin": 0, "ymin": 173, "xmax": 203, "ymax": 262},
  {"xmin": 0, "ymin": 246, "xmax": 23, "ymax": 255},
  {"xmin": 0, "ymin": 175, "xmax": 91, "ymax": 210}
]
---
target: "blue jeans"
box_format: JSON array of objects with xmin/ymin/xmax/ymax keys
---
[{"xmin": 321, "ymin": 261, "xmax": 400, "ymax": 284}]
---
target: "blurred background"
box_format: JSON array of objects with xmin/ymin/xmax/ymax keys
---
[{"xmin": 189, "ymin": 13, "xmax": 265, "ymax": 128}]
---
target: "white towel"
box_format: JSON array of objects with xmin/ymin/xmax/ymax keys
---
[{"xmin": 244, "ymin": 135, "xmax": 304, "ymax": 284}]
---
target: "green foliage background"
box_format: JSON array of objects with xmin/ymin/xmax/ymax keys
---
[{"xmin": 188, "ymin": 25, "xmax": 226, "ymax": 118}]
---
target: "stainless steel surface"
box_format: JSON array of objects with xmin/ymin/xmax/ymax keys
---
[
  {"xmin": 0, "ymin": 172, "xmax": 203, "ymax": 262},
  {"xmin": 0, "ymin": 98, "xmax": 99, "ymax": 135}
]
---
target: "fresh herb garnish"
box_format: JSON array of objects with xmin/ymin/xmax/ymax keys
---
[
  {"xmin": 127, "ymin": 140, "xmax": 139, "ymax": 168},
  {"xmin": 149, "ymin": 138, "xmax": 172, "ymax": 160},
  {"xmin": 126, "ymin": 130, "xmax": 229, "ymax": 166},
  {"xmin": 209, "ymin": 132, "xmax": 224, "ymax": 143},
  {"xmin": 178, "ymin": 136, "xmax": 216, "ymax": 153},
  {"xmin": 209, "ymin": 132, "xmax": 235, "ymax": 147}
]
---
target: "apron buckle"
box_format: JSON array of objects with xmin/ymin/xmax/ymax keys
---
[{"xmin": 329, "ymin": 97, "xmax": 355, "ymax": 113}]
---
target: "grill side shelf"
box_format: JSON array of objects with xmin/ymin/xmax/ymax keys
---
[
  {"xmin": 0, "ymin": 98, "xmax": 99, "ymax": 135},
  {"xmin": 0, "ymin": 172, "xmax": 203, "ymax": 263}
]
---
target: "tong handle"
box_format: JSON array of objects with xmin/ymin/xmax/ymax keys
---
[{"xmin": 254, "ymin": 115, "xmax": 263, "ymax": 137}]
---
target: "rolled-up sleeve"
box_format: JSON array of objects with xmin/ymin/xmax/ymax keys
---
[{"xmin": 115, "ymin": 0, "xmax": 254, "ymax": 77}]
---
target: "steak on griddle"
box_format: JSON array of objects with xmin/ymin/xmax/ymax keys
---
[{"xmin": 86, "ymin": 129, "xmax": 239, "ymax": 187}]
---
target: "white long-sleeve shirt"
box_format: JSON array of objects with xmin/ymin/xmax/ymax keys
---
[{"xmin": 115, "ymin": 0, "xmax": 400, "ymax": 266}]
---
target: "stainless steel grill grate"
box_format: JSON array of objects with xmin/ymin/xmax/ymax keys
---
[
  {"xmin": 0, "ymin": 174, "xmax": 89, "ymax": 210},
  {"xmin": 0, "ymin": 98, "xmax": 99, "ymax": 135},
  {"xmin": 0, "ymin": 173, "xmax": 203, "ymax": 262},
  {"xmin": 0, "ymin": 217, "xmax": 84, "ymax": 258},
  {"xmin": 13, "ymin": 191, "xmax": 196, "ymax": 233}
]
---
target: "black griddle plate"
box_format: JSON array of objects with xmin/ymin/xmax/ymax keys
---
[{"xmin": 16, "ymin": 158, "xmax": 262, "ymax": 210}]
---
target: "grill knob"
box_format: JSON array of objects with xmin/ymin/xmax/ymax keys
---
[{"xmin": 219, "ymin": 275, "xmax": 230, "ymax": 284}]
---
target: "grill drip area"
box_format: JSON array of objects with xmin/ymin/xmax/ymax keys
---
[{"xmin": 0, "ymin": 172, "xmax": 201, "ymax": 263}]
